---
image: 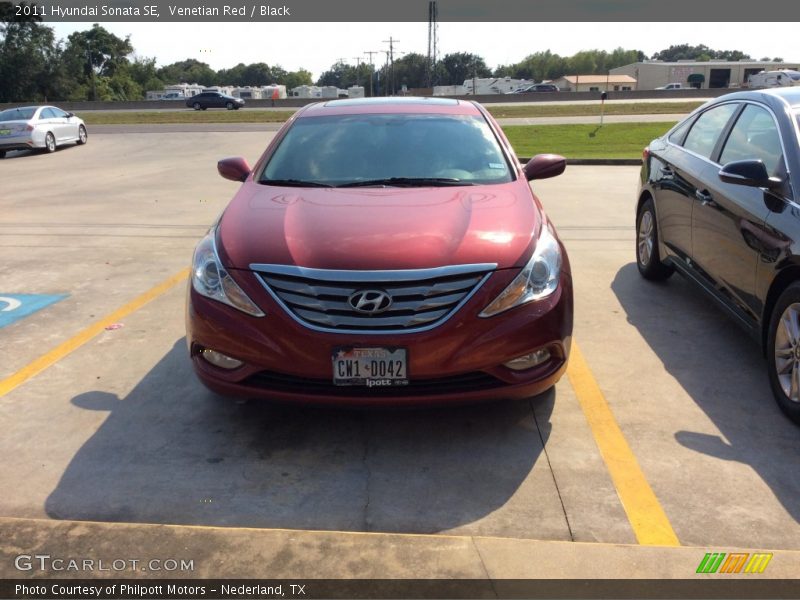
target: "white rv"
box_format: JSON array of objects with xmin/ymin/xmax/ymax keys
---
[{"xmin": 748, "ymin": 70, "xmax": 800, "ymax": 88}]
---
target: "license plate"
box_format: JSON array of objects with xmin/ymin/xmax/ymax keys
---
[
  {"xmin": 332, "ymin": 347, "xmax": 408, "ymax": 387},
  {"xmin": 0, "ymin": 129, "xmax": 10, "ymax": 136}
]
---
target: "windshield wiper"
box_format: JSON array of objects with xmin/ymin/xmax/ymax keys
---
[
  {"xmin": 259, "ymin": 178, "xmax": 333, "ymax": 188},
  {"xmin": 336, "ymin": 177, "xmax": 476, "ymax": 188}
]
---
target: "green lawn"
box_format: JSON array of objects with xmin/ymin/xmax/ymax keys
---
[
  {"xmin": 486, "ymin": 101, "xmax": 702, "ymax": 119},
  {"xmin": 79, "ymin": 110, "xmax": 297, "ymax": 125},
  {"xmin": 501, "ymin": 122, "xmax": 677, "ymax": 159},
  {"xmin": 76, "ymin": 101, "xmax": 701, "ymax": 126}
]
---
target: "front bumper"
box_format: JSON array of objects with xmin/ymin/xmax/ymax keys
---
[{"xmin": 186, "ymin": 266, "xmax": 573, "ymax": 406}]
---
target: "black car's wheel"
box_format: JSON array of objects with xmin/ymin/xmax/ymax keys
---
[
  {"xmin": 193, "ymin": 102, "xmax": 202, "ymax": 111},
  {"xmin": 44, "ymin": 132, "xmax": 56, "ymax": 153},
  {"xmin": 0, "ymin": 150, "xmax": 6, "ymax": 159},
  {"xmin": 636, "ymin": 197, "xmax": 673, "ymax": 280},
  {"xmin": 77, "ymin": 125, "xmax": 87, "ymax": 145},
  {"xmin": 767, "ymin": 283, "xmax": 800, "ymax": 425},
  {"xmin": 226, "ymin": 101, "xmax": 234, "ymax": 110}
]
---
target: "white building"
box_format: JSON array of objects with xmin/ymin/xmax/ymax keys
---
[
  {"xmin": 550, "ymin": 74, "xmax": 636, "ymax": 92},
  {"xmin": 610, "ymin": 60, "xmax": 800, "ymax": 90}
]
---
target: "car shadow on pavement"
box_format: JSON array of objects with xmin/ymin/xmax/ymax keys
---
[
  {"xmin": 611, "ymin": 262, "xmax": 800, "ymax": 527},
  {"xmin": 45, "ymin": 339, "xmax": 556, "ymax": 537}
]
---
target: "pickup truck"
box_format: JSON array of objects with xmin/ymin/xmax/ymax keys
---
[{"xmin": 655, "ymin": 83, "xmax": 684, "ymax": 90}]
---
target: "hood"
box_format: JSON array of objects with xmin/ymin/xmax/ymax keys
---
[{"xmin": 217, "ymin": 181, "xmax": 540, "ymax": 271}]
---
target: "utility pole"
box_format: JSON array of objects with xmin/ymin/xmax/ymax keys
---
[
  {"xmin": 351, "ymin": 56, "xmax": 362, "ymax": 88},
  {"xmin": 364, "ymin": 50, "xmax": 378, "ymax": 97},
  {"xmin": 426, "ymin": 0, "xmax": 438, "ymax": 89},
  {"xmin": 383, "ymin": 37, "xmax": 399, "ymax": 95}
]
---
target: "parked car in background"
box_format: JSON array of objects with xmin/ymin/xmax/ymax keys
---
[
  {"xmin": 0, "ymin": 105, "xmax": 87, "ymax": 157},
  {"xmin": 510, "ymin": 83, "xmax": 560, "ymax": 93},
  {"xmin": 655, "ymin": 83, "xmax": 685, "ymax": 90},
  {"xmin": 635, "ymin": 88, "xmax": 800, "ymax": 424},
  {"xmin": 186, "ymin": 92, "xmax": 245, "ymax": 110},
  {"xmin": 162, "ymin": 92, "xmax": 185, "ymax": 100},
  {"xmin": 186, "ymin": 97, "xmax": 573, "ymax": 406}
]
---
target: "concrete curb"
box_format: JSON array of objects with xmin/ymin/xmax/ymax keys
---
[{"xmin": 1, "ymin": 516, "xmax": 798, "ymax": 580}]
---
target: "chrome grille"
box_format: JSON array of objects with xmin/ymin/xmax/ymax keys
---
[{"xmin": 250, "ymin": 263, "xmax": 496, "ymax": 334}]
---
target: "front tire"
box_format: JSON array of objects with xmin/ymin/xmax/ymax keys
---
[
  {"xmin": 0, "ymin": 150, "xmax": 6, "ymax": 159},
  {"xmin": 636, "ymin": 197, "xmax": 673, "ymax": 280},
  {"xmin": 193, "ymin": 102, "xmax": 201, "ymax": 111},
  {"xmin": 44, "ymin": 132, "xmax": 56, "ymax": 153},
  {"xmin": 77, "ymin": 125, "xmax": 87, "ymax": 145},
  {"xmin": 767, "ymin": 283, "xmax": 800, "ymax": 425},
  {"xmin": 226, "ymin": 101, "xmax": 234, "ymax": 110}
]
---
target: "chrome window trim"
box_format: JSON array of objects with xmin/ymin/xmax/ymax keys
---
[
  {"xmin": 249, "ymin": 263, "xmax": 497, "ymax": 282},
  {"xmin": 666, "ymin": 100, "xmax": 791, "ymax": 177},
  {"xmin": 249, "ymin": 263, "xmax": 498, "ymax": 335}
]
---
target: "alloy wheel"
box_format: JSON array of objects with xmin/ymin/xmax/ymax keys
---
[
  {"xmin": 774, "ymin": 302, "xmax": 800, "ymax": 403},
  {"xmin": 638, "ymin": 209, "xmax": 654, "ymax": 266}
]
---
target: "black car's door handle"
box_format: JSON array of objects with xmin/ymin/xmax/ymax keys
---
[{"xmin": 695, "ymin": 189, "xmax": 715, "ymax": 206}]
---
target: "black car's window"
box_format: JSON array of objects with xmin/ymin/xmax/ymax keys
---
[
  {"xmin": 0, "ymin": 107, "xmax": 36, "ymax": 121},
  {"xmin": 682, "ymin": 103, "xmax": 738, "ymax": 160},
  {"xmin": 720, "ymin": 104, "xmax": 784, "ymax": 177},
  {"xmin": 668, "ymin": 118, "xmax": 693, "ymax": 145},
  {"xmin": 261, "ymin": 114, "xmax": 513, "ymax": 185}
]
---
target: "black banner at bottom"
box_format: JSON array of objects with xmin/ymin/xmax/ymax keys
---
[{"xmin": 2, "ymin": 579, "xmax": 800, "ymax": 599}]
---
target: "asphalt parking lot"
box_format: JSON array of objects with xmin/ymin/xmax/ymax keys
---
[{"xmin": 1, "ymin": 130, "xmax": 799, "ymax": 579}]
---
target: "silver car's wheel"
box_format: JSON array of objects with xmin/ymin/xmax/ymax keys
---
[
  {"xmin": 45, "ymin": 132, "xmax": 56, "ymax": 153},
  {"xmin": 77, "ymin": 125, "xmax": 87, "ymax": 145},
  {"xmin": 773, "ymin": 303, "xmax": 800, "ymax": 403}
]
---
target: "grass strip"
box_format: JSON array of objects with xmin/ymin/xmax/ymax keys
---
[{"xmin": 501, "ymin": 122, "xmax": 677, "ymax": 159}]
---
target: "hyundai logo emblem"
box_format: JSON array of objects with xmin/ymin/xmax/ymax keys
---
[{"xmin": 348, "ymin": 290, "xmax": 393, "ymax": 315}]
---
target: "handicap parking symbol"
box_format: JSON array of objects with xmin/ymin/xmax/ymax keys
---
[{"xmin": 0, "ymin": 294, "xmax": 68, "ymax": 328}]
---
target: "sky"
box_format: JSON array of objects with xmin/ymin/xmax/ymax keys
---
[{"xmin": 48, "ymin": 22, "xmax": 800, "ymax": 79}]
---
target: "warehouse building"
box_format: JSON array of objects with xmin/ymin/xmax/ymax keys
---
[
  {"xmin": 550, "ymin": 74, "xmax": 636, "ymax": 92},
  {"xmin": 610, "ymin": 60, "xmax": 800, "ymax": 90}
]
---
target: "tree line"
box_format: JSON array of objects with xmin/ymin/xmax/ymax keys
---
[{"xmin": 0, "ymin": 5, "xmax": 784, "ymax": 103}]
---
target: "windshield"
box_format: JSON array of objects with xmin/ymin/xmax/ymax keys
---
[
  {"xmin": 260, "ymin": 113, "xmax": 514, "ymax": 186},
  {"xmin": 0, "ymin": 107, "xmax": 36, "ymax": 122}
]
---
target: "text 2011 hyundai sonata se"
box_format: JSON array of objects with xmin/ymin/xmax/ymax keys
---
[{"xmin": 186, "ymin": 97, "xmax": 573, "ymax": 405}]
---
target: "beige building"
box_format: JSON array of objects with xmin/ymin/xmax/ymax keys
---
[
  {"xmin": 610, "ymin": 60, "xmax": 800, "ymax": 90},
  {"xmin": 550, "ymin": 75, "xmax": 637, "ymax": 92}
]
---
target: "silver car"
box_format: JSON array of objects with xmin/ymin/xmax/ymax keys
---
[{"xmin": 0, "ymin": 105, "xmax": 87, "ymax": 157}]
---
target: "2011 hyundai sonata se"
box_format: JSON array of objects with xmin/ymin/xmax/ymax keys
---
[{"xmin": 186, "ymin": 97, "xmax": 573, "ymax": 405}]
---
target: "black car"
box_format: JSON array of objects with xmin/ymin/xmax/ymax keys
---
[
  {"xmin": 186, "ymin": 92, "xmax": 245, "ymax": 111},
  {"xmin": 636, "ymin": 88, "xmax": 800, "ymax": 424}
]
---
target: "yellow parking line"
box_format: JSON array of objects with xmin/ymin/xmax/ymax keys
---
[
  {"xmin": 0, "ymin": 268, "xmax": 190, "ymax": 399},
  {"xmin": 567, "ymin": 340, "xmax": 680, "ymax": 547}
]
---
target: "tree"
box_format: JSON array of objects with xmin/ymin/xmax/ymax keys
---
[
  {"xmin": 392, "ymin": 52, "xmax": 429, "ymax": 90},
  {"xmin": 652, "ymin": 44, "xmax": 751, "ymax": 62},
  {"xmin": 0, "ymin": 3, "xmax": 66, "ymax": 101},
  {"xmin": 439, "ymin": 52, "xmax": 491, "ymax": 85},
  {"xmin": 317, "ymin": 60, "xmax": 359, "ymax": 88},
  {"xmin": 283, "ymin": 69, "xmax": 313, "ymax": 90},
  {"xmin": 157, "ymin": 59, "xmax": 216, "ymax": 85}
]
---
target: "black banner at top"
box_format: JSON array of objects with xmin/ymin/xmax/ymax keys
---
[{"xmin": 4, "ymin": 0, "xmax": 800, "ymax": 22}]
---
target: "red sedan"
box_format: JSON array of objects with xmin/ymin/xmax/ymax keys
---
[{"xmin": 186, "ymin": 97, "xmax": 573, "ymax": 405}]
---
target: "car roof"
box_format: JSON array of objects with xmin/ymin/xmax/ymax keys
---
[
  {"xmin": 299, "ymin": 96, "xmax": 481, "ymax": 117},
  {"xmin": 717, "ymin": 87, "xmax": 800, "ymax": 108}
]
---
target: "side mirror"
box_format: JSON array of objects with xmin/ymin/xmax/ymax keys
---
[
  {"xmin": 523, "ymin": 154, "xmax": 566, "ymax": 181},
  {"xmin": 218, "ymin": 157, "xmax": 251, "ymax": 182},
  {"xmin": 66, "ymin": 112, "xmax": 74, "ymax": 118},
  {"xmin": 719, "ymin": 160, "xmax": 782, "ymax": 190}
]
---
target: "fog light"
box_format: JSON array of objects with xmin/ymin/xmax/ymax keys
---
[
  {"xmin": 202, "ymin": 348, "xmax": 244, "ymax": 370},
  {"xmin": 504, "ymin": 348, "xmax": 551, "ymax": 371}
]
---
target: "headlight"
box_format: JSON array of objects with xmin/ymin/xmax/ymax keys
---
[
  {"xmin": 191, "ymin": 229, "xmax": 265, "ymax": 317},
  {"xmin": 479, "ymin": 224, "xmax": 561, "ymax": 317}
]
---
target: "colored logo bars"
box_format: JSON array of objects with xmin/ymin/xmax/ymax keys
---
[{"xmin": 696, "ymin": 552, "xmax": 773, "ymax": 574}]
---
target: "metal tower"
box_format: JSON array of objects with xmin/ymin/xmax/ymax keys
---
[{"xmin": 426, "ymin": 0, "xmax": 439, "ymax": 88}]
